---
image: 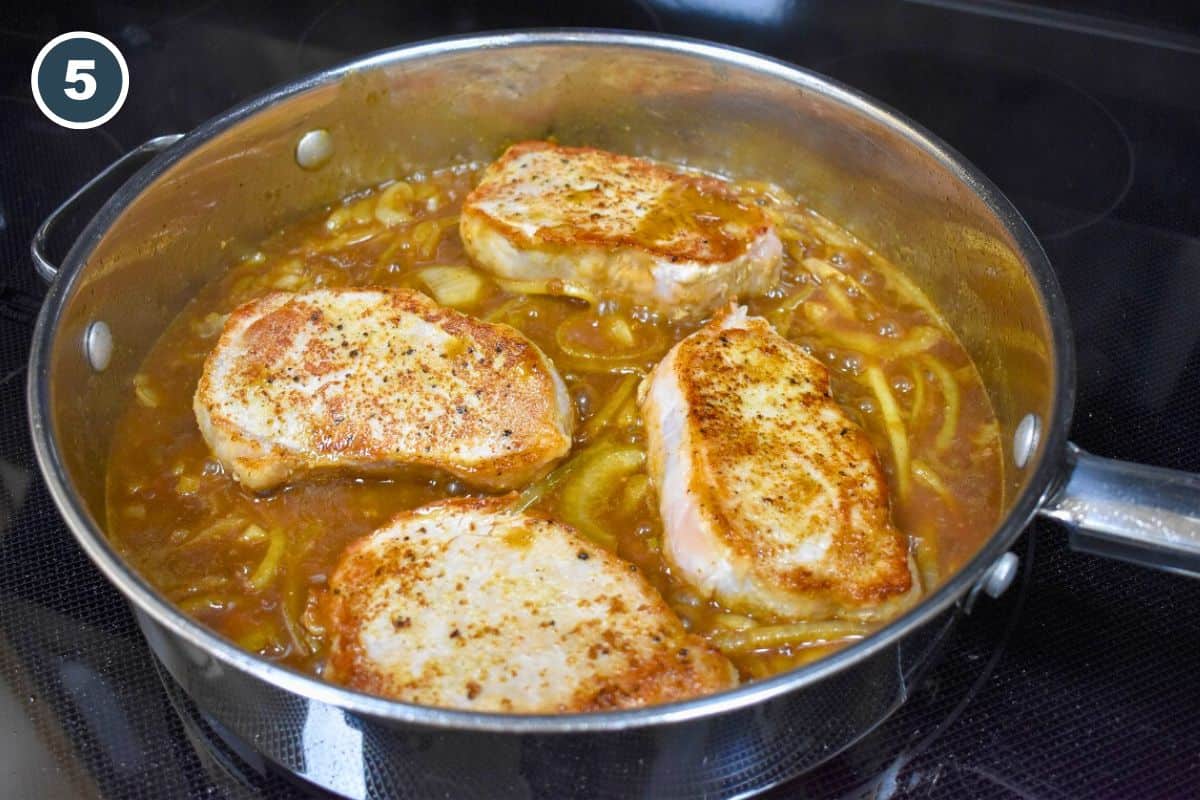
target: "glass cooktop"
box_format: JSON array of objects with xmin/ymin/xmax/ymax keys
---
[{"xmin": 1, "ymin": 2, "xmax": 1197, "ymax": 797}]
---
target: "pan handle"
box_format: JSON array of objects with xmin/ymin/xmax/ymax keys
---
[
  {"xmin": 1039, "ymin": 443, "xmax": 1200, "ymax": 577},
  {"xmin": 31, "ymin": 134, "xmax": 183, "ymax": 283}
]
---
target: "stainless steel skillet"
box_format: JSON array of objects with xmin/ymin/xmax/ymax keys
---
[{"xmin": 26, "ymin": 31, "xmax": 1200, "ymax": 798}]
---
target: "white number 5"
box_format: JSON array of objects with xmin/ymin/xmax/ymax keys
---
[{"xmin": 64, "ymin": 59, "xmax": 97, "ymax": 101}]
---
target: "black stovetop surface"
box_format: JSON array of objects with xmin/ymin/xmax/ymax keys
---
[{"xmin": 2, "ymin": 2, "xmax": 1199, "ymax": 798}]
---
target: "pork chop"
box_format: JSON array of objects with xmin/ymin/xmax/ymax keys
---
[
  {"xmin": 460, "ymin": 141, "xmax": 783, "ymax": 320},
  {"xmin": 639, "ymin": 306, "xmax": 917, "ymax": 621},
  {"xmin": 325, "ymin": 497, "xmax": 738, "ymax": 712},
  {"xmin": 194, "ymin": 288, "xmax": 573, "ymax": 492}
]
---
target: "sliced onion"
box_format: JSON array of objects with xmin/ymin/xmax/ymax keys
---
[
  {"xmin": 554, "ymin": 310, "xmax": 668, "ymax": 372},
  {"xmin": 418, "ymin": 266, "xmax": 485, "ymax": 308},
  {"xmin": 708, "ymin": 620, "xmax": 869, "ymax": 654},
  {"xmin": 374, "ymin": 181, "xmax": 415, "ymax": 226},
  {"xmin": 494, "ymin": 277, "xmax": 597, "ymax": 305},
  {"xmin": 558, "ymin": 443, "xmax": 646, "ymax": 551},
  {"xmin": 580, "ymin": 374, "xmax": 640, "ymax": 440},
  {"xmin": 247, "ymin": 528, "xmax": 286, "ymax": 591}
]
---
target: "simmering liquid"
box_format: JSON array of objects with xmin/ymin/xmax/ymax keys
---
[{"xmin": 105, "ymin": 162, "xmax": 1002, "ymax": 683}]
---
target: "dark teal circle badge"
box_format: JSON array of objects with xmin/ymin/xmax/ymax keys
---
[{"xmin": 31, "ymin": 32, "xmax": 129, "ymax": 129}]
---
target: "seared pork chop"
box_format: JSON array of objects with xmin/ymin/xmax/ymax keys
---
[
  {"xmin": 639, "ymin": 307, "xmax": 917, "ymax": 621},
  {"xmin": 460, "ymin": 141, "xmax": 782, "ymax": 320},
  {"xmin": 325, "ymin": 497, "xmax": 738, "ymax": 712},
  {"xmin": 194, "ymin": 288, "xmax": 572, "ymax": 492}
]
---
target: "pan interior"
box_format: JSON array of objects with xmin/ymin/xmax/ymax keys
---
[{"xmin": 38, "ymin": 35, "xmax": 1062, "ymax": 720}]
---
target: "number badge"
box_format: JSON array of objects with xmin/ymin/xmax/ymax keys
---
[{"xmin": 31, "ymin": 32, "xmax": 129, "ymax": 130}]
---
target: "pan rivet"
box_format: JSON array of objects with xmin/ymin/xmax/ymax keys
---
[
  {"xmin": 1013, "ymin": 413, "xmax": 1040, "ymax": 469},
  {"xmin": 981, "ymin": 552, "xmax": 1019, "ymax": 599},
  {"xmin": 84, "ymin": 321, "xmax": 112, "ymax": 372},
  {"xmin": 295, "ymin": 129, "xmax": 333, "ymax": 170}
]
